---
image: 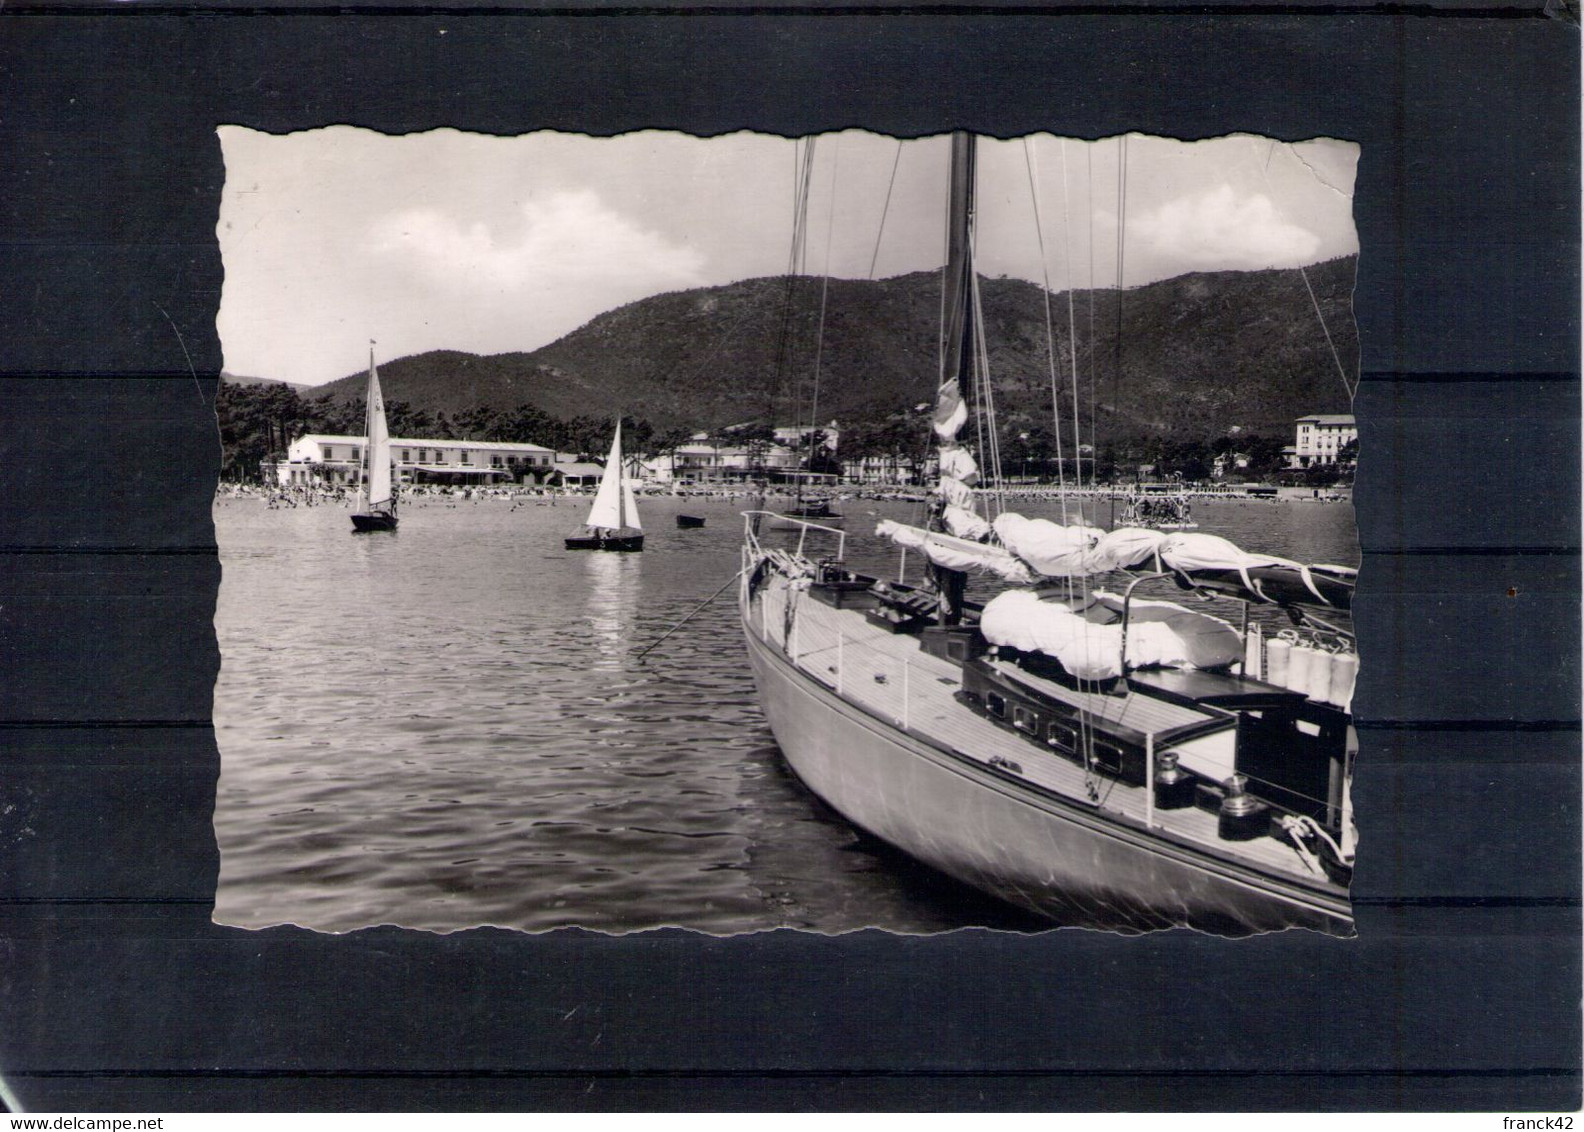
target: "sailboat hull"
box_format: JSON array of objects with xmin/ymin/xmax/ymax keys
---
[
  {"xmin": 742, "ymin": 607, "xmax": 1351, "ymax": 936},
  {"xmin": 350, "ymin": 511, "xmax": 398, "ymax": 533},
  {"xmin": 564, "ymin": 533, "xmax": 644, "ymax": 552}
]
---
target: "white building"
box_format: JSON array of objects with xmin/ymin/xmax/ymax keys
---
[
  {"xmin": 647, "ymin": 441, "xmax": 811, "ymax": 484},
  {"xmin": 1286, "ymin": 414, "xmax": 1357, "ymax": 469},
  {"xmin": 271, "ymin": 434, "xmax": 556, "ymax": 486}
]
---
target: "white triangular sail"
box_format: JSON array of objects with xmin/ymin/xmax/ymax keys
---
[
  {"xmin": 585, "ymin": 421, "xmax": 630, "ymax": 531},
  {"xmin": 364, "ymin": 351, "xmax": 392, "ymax": 511},
  {"xmin": 621, "ymin": 471, "xmax": 642, "ymax": 532}
]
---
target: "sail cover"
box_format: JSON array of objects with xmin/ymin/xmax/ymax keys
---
[
  {"xmin": 982, "ymin": 517, "xmax": 1352, "ymax": 608},
  {"xmin": 365, "ymin": 357, "xmax": 392, "ymax": 510},
  {"xmin": 876, "ymin": 520, "xmax": 1034, "ymax": 584},
  {"xmin": 992, "ymin": 513, "xmax": 1105, "ymax": 576},
  {"xmin": 979, "ymin": 589, "xmax": 1242, "ymax": 681},
  {"xmin": 585, "ymin": 422, "xmax": 628, "ymax": 531}
]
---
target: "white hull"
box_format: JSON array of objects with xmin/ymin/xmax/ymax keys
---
[{"xmin": 742, "ymin": 603, "xmax": 1352, "ymax": 936}]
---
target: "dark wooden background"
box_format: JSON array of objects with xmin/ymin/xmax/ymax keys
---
[{"xmin": 0, "ymin": 5, "xmax": 1577, "ymax": 1111}]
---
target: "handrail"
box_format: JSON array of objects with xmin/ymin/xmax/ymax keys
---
[{"xmin": 1117, "ymin": 570, "xmax": 1173, "ymax": 679}]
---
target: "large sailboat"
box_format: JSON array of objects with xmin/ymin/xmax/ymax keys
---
[
  {"xmin": 350, "ymin": 346, "xmax": 398, "ymax": 534},
  {"xmin": 739, "ymin": 133, "xmax": 1358, "ymax": 935},
  {"xmin": 565, "ymin": 420, "xmax": 644, "ymax": 552}
]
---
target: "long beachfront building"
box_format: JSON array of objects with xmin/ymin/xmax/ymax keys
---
[{"xmin": 270, "ymin": 434, "xmax": 556, "ymax": 486}]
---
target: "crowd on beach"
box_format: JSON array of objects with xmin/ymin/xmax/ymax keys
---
[
  {"xmin": 213, "ymin": 481, "xmax": 934, "ymax": 507},
  {"xmin": 215, "ymin": 480, "xmax": 1350, "ymax": 509}
]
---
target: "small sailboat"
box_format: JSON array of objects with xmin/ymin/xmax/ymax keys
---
[
  {"xmin": 350, "ymin": 346, "xmax": 398, "ymax": 534},
  {"xmin": 565, "ymin": 421, "xmax": 644, "ymax": 552}
]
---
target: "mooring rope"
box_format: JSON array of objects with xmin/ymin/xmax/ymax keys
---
[{"xmin": 633, "ymin": 564, "xmax": 753, "ymax": 662}]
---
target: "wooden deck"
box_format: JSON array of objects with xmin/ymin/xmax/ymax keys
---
[{"xmin": 749, "ymin": 573, "xmax": 1332, "ymax": 888}]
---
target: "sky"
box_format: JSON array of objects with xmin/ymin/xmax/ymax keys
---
[{"xmin": 216, "ymin": 127, "xmax": 1359, "ymax": 387}]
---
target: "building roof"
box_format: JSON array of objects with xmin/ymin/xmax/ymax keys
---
[
  {"xmin": 1294, "ymin": 414, "xmax": 1356, "ymax": 426},
  {"xmin": 296, "ymin": 433, "xmax": 553, "ymax": 453},
  {"xmin": 554, "ymin": 462, "xmax": 606, "ymax": 478}
]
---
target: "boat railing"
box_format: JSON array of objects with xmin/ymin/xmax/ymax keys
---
[
  {"xmin": 741, "ymin": 509, "xmax": 848, "ymax": 563},
  {"xmin": 1117, "ymin": 570, "xmax": 1175, "ymax": 679}
]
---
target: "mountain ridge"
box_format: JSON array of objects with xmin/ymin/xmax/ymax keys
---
[{"xmin": 301, "ymin": 258, "xmax": 1358, "ymax": 443}]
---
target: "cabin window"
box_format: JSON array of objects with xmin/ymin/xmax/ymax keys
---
[
  {"xmin": 985, "ymin": 692, "xmax": 1006, "ymax": 719},
  {"xmin": 1012, "ymin": 705, "xmax": 1038, "ymax": 733},
  {"xmin": 1092, "ymin": 740, "xmax": 1126, "ymax": 777},
  {"xmin": 1047, "ymin": 721, "xmax": 1077, "ymax": 754}
]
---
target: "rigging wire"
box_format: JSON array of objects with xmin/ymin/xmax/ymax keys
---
[
  {"xmin": 867, "ymin": 139, "xmax": 905, "ymax": 281},
  {"xmin": 808, "ymin": 137, "xmax": 841, "ymax": 469},
  {"xmin": 1021, "ymin": 136, "xmax": 1071, "ymax": 525},
  {"xmin": 1057, "ymin": 138, "xmax": 1086, "ymax": 501},
  {"xmin": 1086, "ymin": 142, "xmax": 1098, "ymax": 523},
  {"xmin": 777, "ymin": 139, "xmax": 818, "ymax": 484},
  {"xmin": 1109, "ymin": 134, "xmax": 1129, "ymax": 531},
  {"xmin": 1258, "ymin": 138, "xmax": 1358, "ymax": 406},
  {"xmin": 968, "ymin": 250, "xmax": 1003, "ymax": 518},
  {"xmin": 1061, "ymin": 137, "xmax": 1104, "ymax": 782}
]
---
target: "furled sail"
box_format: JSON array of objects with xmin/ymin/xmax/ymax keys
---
[
  {"xmin": 585, "ymin": 421, "xmax": 630, "ymax": 531},
  {"xmin": 978, "ymin": 589, "xmax": 1242, "ymax": 681},
  {"xmin": 992, "ymin": 513, "xmax": 1106, "ymax": 577},
  {"xmin": 365, "ymin": 353, "xmax": 392, "ymax": 510},
  {"xmin": 876, "ymin": 519, "xmax": 1035, "ymax": 585},
  {"xmin": 981, "ymin": 515, "xmax": 1355, "ymax": 610},
  {"xmin": 1153, "ymin": 533, "xmax": 1351, "ymax": 607}
]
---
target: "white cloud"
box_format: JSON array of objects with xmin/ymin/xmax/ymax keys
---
[
  {"xmin": 1130, "ymin": 184, "xmax": 1322, "ymax": 274},
  {"xmin": 371, "ymin": 190, "xmax": 707, "ymax": 297}
]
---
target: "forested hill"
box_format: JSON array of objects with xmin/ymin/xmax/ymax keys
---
[{"xmin": 306, "ymin": 256, "xmax": 1357, "ymax": 443}]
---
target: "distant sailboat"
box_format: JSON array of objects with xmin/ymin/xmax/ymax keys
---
[
  {"xmin": 350, "ymin": 346, "xmax": 398, "ymax": 534},
  {"xmin": 565, "ymin": 420, "xmax": 644, "ymax": 552}
]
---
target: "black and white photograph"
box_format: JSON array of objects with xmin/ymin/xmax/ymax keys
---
[
  {"xmin": 2, "ymin": 7, "xmax": 1577, "ymax": 1113},
  {"xmin": 211, "ymin": 126, "xmax": 1363, "ymax": 937}
]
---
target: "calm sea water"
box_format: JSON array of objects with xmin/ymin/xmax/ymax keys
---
[{"xmin": 211, "ymin": 491, "xmax": 1359, "ymax": 935}]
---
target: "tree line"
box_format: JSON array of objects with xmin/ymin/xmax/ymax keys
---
[
  {"xmin": 214, "ymin": 382, "xmax": 696, "ymax": 482},
  {"xmin": 216, "ymin": 380, "xmax": 1350, "ymax": 486}
]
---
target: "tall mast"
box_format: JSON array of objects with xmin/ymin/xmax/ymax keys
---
[
  {"xmin": 942, "ymin": 131, "xmax": 977, "ymax": 400},
  {"xmin": 356, "ymin": 344, "xmax": 374, "ymax": 506},
  {"xmin": 928, "ymin": 131, "xmax": 978, "ymax": 625},
  {"xmin": 613, "ymin": 419, "xmax": 624, "ymax": 530}
]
